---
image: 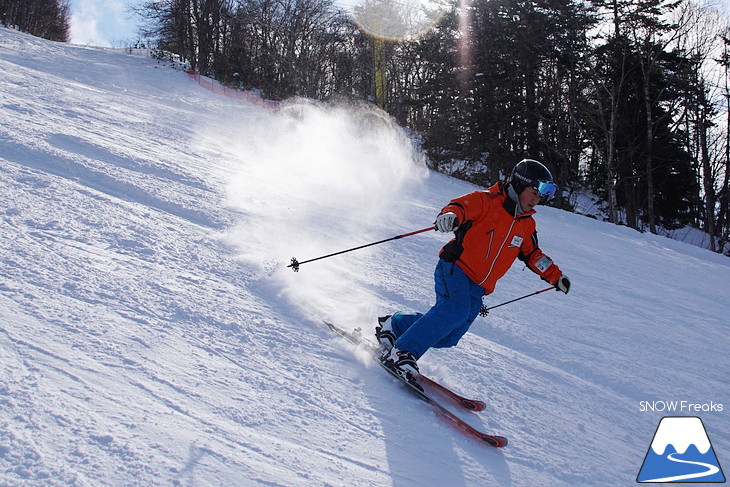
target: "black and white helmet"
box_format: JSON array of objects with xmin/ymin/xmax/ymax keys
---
[{"xmin": 508, "ymin": 159, "xmax": 557, "ymax": 200}]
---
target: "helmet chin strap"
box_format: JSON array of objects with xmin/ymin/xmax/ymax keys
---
[{"xmin": 507, "ymin": 183, "xmax": 524, "ymax": 214}]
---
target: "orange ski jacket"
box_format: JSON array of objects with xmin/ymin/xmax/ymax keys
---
[{"xmin": 438, "ymin": 182, "xmax": 562, "ymax": 294}]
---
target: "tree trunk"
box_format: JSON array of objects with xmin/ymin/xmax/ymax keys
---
[{"xmin": 643, "ymin": 65, "xmax": 656, "ymax": 234}]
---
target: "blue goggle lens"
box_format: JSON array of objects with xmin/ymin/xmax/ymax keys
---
[{"xmin": 536, "ymin": 181, "xmax": 557, "ymax": 200}]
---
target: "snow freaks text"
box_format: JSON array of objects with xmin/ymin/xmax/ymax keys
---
[{"xmin": 639, "ymin": 401, "xmax": 724, "ymax": 413}]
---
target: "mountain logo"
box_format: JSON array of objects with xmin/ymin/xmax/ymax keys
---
[{"xmin": 637, "ymin": 416, "xmax": 726, "ymax": 483}]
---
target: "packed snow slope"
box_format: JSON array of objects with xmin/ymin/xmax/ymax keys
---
[{"xmin": 1, "ymin": 27, "xmax": 728, "ymax": 487}]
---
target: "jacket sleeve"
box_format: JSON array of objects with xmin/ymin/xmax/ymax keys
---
[
  {"xmin": 518, "ymin": 230, "xmax": 562, "ymax": 285},
  {"xmin": 439, "ymin": 191, "xmax": 487, "ymax": 225}
]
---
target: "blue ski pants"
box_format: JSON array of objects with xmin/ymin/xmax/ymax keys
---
[{"xmin": 391, "ymin": 259, "xmax": 485, "ymax": 359}]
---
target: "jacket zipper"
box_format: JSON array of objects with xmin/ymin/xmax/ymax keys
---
[
  {"xmin": 478, "ymin": 216, "xmax": 517, "ymax": 286},
  {"xmin": 484, "ymin": 229, "xmax": 495, "ymax": 264}
]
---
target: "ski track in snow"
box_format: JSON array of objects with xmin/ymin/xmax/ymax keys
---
[{"xmin": 1, "ymin": 27, "xmax": 729, "ymax": 486}]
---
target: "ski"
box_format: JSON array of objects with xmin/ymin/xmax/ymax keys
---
[
  {"xmin": 324, "ymin": 321, "xmax": 507, "ymax": 448},
  {"xmin": 417, "ymin": 374, "xmax": 486, "ymax": 412},
  {"xmin": 324, "ymin": 323, "xmax": 485, "ymax": 412}
]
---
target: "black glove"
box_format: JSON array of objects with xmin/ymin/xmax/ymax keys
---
[{"xmin": 555, "ymin": 274, "xmax": 570, "ymax": 294}]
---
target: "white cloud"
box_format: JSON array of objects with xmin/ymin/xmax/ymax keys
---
[
  {"xmin": 69, "ymin": 0, "xmax": 108, "ymax": 46},
  {"xmin": 69, "ymin": 0, "xmax": 138, "ymax": 47}
]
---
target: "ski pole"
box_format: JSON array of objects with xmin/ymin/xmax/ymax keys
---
[
  {"xmin": 288, "ymin": 226, "xmax": 436, "ymax": 272},
  {"xmin": 479, "ymin": 286, "xmax": 555, "ymax": 316}
]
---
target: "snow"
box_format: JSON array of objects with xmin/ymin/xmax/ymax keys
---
[
  {"xmin": 650, "ymin": 417, "xmax": 711, "ymax": 455},
  {"xmin": 1, "ymin": 26, "xmax": 728, "ymax": 486}
]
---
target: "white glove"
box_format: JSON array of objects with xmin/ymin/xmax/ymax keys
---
[
  {"xmin": 435, "ymin": 212, "xmax": 458, "ymax": 233},
  {"xmin": 555, "ymin": 274, "xmax": 570, "ymax": 294}
]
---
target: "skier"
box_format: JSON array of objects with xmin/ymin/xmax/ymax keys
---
[{"xmin": 376, "ymin": 159, "xmax": 570, "ymax": 380}]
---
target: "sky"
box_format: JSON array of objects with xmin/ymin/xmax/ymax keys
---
[{"xmin": 69, "ymin": 0, "xmax": 143, "ymax": 47}]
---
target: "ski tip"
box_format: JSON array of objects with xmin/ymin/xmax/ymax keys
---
[
  {"xmin": 483, "ymin": 435, "xmax": 508, "ymax": 448},
  {"xmin": 461, "ymin": 399, "xmax": 487, "ymax": 412}
]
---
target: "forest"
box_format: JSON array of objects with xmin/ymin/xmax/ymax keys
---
[
  {"xmin": 3, "ymin": 0, "xmax": 729, "ymax": 254},
  {"xmin": 0, "ymin": 0, "xmax": 70, "ymax": 42}
]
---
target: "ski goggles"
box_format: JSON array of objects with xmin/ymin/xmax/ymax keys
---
[{"xmin": 535, "ymin": 181, "xmax": 558, "ymax": 200}]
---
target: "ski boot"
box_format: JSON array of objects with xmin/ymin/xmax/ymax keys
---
[
  {"xmin": 381, "ymin": 346, "xmax": 421, "ymax": 389},
  {"xmin": 375, "ymin": 315, "xmax": 396, "ymax": 351}
]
